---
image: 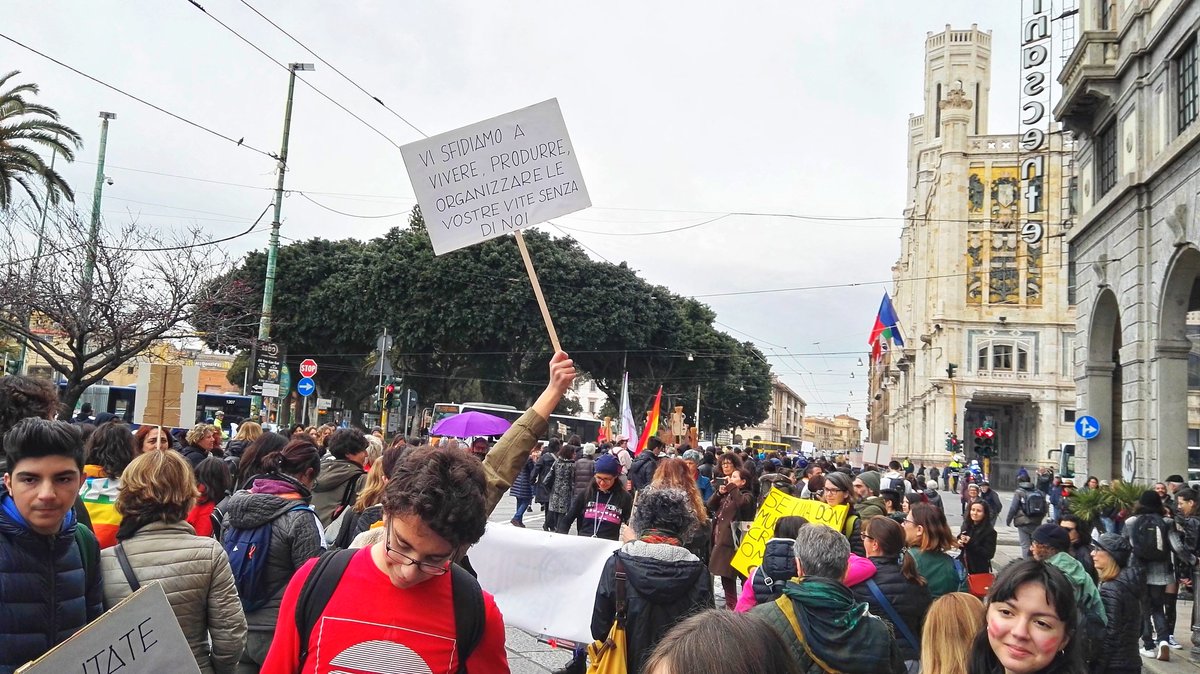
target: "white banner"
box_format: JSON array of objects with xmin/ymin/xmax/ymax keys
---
[
  {"xmin": 471, "ymin": 522, "xmax": 619, "ymax": 644},
  {"xmin": 401, "ymin": 99, "xmax": 591, "ymax": 255}
]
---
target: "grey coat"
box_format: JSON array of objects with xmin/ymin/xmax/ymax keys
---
[
  {"xmin": 222, "ymin": 488, "xmax": 325, "ymax": 631},
  {"xmin": 101, "ymin": 521, "xmax": 246, "ymax": 674}
]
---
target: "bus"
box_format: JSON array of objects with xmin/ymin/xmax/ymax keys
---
[
  {"xmin": 60, "ymin": 383, "xmax": 254, "ymax": 427},
  {"xmin": 431, "ymin": 401, "xmax": 603, "ymax": 442}
]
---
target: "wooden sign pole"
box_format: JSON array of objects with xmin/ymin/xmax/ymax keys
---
[{"xmin": 513, "ymin": 230, "xmax": 562, "ymax": 353}]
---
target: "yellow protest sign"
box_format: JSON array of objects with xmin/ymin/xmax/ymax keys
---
[{"xmin": 729, "ymin": 488, "xmax": 848, "ymax": 577}]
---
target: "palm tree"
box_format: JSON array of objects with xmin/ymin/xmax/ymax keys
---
[{"xmin": 0, "ymin": 70, "xmax": 83, "ymax": 211}]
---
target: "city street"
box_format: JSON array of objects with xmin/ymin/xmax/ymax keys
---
[{"xmin": 484, "ymin": 486, "xmax": 1199, "ymax": 673}]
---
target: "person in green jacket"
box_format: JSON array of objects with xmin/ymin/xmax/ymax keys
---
[
  {"xmin": 1030, "ymin": 523, "xmax": 1106, "ymax": 622},
  {"xmin": 903, "ymin": 502, "xmax": 967, "ymax": 599}
]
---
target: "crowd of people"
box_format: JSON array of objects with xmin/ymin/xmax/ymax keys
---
[{"xmin": 0, "ymin": 358, "xmax": 1197, "ymax": 674}]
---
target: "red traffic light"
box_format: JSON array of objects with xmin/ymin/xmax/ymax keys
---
[
  {"xmin": 385, "ymin": 384, "xmax": 395, "ymax": 394},
  {"xmin": 974, "ymin": 428, "xmax": 985, "ymax": 438},
  {"xmin": 983, "ymin": 428, "xmax": 995, "ymax": 439}
]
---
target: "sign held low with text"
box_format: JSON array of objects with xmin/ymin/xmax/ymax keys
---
[{"xmin": 401, "ymin": 98, "xmax": 591, "ymax": 256}]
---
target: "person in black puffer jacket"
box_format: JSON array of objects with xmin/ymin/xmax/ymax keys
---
[
  {"xmin": 0, "ymin": 418, "xmax": 104, "ymax": 673},
  {"xmin": 738, "ymin": 516, "xmax": 807, "ymax": 610},
  {"xmin": 591, "ymin": 487, "xmax": 713, "ymax": 673},
  {"xmin": 1090, "ymin": 533, "xmax": 1143, "ymax": 674},
  {"xmin": 222, "ymin": 437, "xmax": 325, "ymax": 671},
  {"xmin": 852, "ymin": 515, "xmax": 932, "ymax": 665},
  {"xmin": 958, "ymin": 499, "xmax": 997, "ymax": 575}
]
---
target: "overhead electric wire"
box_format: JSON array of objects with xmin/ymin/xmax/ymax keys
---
[
  {"xmin": 99, "ymin": 202, "xmax": 273, "ymax": 252},
  {"xmin": 296, "ymin": 191, "xmax": 409, "ymax": 218},
  {"xmin": 184, "ymin": 0, "xmax": 406, "ymax": 151},
  {"xmin": 0, "ymin": 32, "xmax": 275, "ymax": 159},
  {"xmin": 235, "ymin": 0, "xmax": 428, "ymax": 138}
]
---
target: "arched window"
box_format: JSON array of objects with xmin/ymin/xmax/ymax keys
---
[{"xmin": 993, "ymin": 344, "xmax": 1013, "ymax": 370}]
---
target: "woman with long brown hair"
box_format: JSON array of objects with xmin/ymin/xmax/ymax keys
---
[
  {"xmin": 903, "ymin": 502, "xmax": 965, "ymax": 598},
  {"xmin": 651, "ymin": 458, "xmax": 710, "ymax": 559},
  {"xmin": 853, "ymin": 516, "xmax": 932, "ymax": 668}
]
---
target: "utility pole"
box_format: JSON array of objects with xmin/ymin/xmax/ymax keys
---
[
  {"xmin": 253, "ymin": 63, "xmax": 313, "ymax": 418},
  {"xmin": 81, "ymin": 112, "xmax": 115, "ymax": 302},
  {"xmin": 16, "ymin": 134, "xmax": 61, "ymax": 375}
]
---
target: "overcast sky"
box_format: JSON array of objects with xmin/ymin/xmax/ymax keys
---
[{"xmin": 4, "ymin": 2, "xmax": 1028, "ymax": 417}]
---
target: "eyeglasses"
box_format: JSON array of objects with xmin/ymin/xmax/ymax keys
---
[
  {"xmin": 824, "ymin": 485, "xmax": 844, "ymax": 493},
  {"xmin": 595, "ymin": 475, "xmax": 616, "ymax": 484},
  {"xmin": 384, "ymin": 524, "xmax": 451, "ymax": 576},
  {"xmin": 860, "ymin": 534, "xmax": 875, "ymax": 541},
  {"xmin": 1060, "ymin": 525, "xmax": 1077, "ymax": 532},
  {"xmin": 901, "ymin": 519, "xmax": 916, "ymax": 527}
]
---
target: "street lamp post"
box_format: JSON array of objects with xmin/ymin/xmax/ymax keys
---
[
  {"xmin": 253, "ymin": 63, "xmax": 313, "ymax": 420},
  {"xmin": 81, "ymin": 112, "xmax": 116, "ymax": 302}
]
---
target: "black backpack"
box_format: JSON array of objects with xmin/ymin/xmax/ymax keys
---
[
  {"xmin": 1133, "ymin": 515, "xmax": 1170, "ymax": 562},
  {"xmin": 295, "ymin": 548, "xmax": 485, "ymax": 673},
  {"xmin": 1021, "ymin": 490, "xmax": 1048, "ymax": 519}
]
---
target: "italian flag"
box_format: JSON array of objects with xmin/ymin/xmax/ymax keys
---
[{"xmin": 869, "ymin": 292, "xmax": 905, "ymax": 362}]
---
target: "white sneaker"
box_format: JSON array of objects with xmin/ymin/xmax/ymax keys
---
[
  {"xmin": 1140, "ymin": 647, "xmax": 1157, "ymax": 658},
  {"xmin": 1157, "ymin": 642, "xmax": 1171, "ymax": 661},
  {"xmin": 1168, "ymin": 636, "xmax": 1184, "ymax": 650}
]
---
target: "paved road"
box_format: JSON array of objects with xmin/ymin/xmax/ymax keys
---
[{"xmin": 481, "ymin": 486, "xmax": 1196, "ymax": 672}]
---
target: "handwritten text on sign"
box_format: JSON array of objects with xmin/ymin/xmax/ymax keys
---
[
  {"xmin": 17, "ymin": 582, "xmax": 200, "ymax": 674},
  {"xmin": 401, "ymin": 99, "xmax": 591, "ymax": 256},
  {"xmin": 729, "ymin": 488, "xmax": 848, "ymax": 577}
]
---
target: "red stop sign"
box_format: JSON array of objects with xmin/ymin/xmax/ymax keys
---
[{"xmin": 299, "ymin": 359, "xmax": 318, "ymax": 378}]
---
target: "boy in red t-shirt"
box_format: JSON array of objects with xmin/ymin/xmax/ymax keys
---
[{"xmin": 262, "ymin": 445, "xmax": 508, "ymax": 674}]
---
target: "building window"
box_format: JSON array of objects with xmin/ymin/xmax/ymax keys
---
[
  {"xmin": 1179, "ymin": 39, "xmax": 1198, "ymax": 134},
  {"xmin": 1064, "ymin": 409, "xmax": 1076, "ymax": 423},
  {"xmin": 993, "ymin": 344, "xmax": 1013, "ymax": 370},
  {"xmin": 977, "ymin": 346, "xmax": 989, "ymax": 371},
  {"xmin": 1017, "ymin": 346, "xmax": 1029, "ymax": 372},
  {"xmin": 1098, "ymin": 0, "xmax": 1112, "ymax": 30},
  {"xmin": 1096, "ymin": 122, "xmax": 1118, "ymax": 197},
  {"xmin": 935, "ymin": 83, "xmax": 942, "ymax": 138}
]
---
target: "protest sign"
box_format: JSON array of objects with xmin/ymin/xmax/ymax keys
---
[
  {"xmin": 18, "ymin": 582, "xmax": 200, "ymax": 674},
  {"xmin": 729, "ymin": 488, "xmax": 848, "ymax": 577},
  {"xmin": 401, "ymin": 98, "xmax": 591, "ymax": 256},
  {"xmin": 470, "ymin": 522, "xmax": 618, "ymax": 644}
]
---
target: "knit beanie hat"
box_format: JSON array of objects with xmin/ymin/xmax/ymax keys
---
[
  {"xmin": 1032, "ymin": 524, "xmax": 1070, "ymax": 552},
  {"xmin": 1139, "ymin": 490, "xmax": 1163, "ymax": 512},
  {"xmin": 594, "ymin": 453, "xmax": 621, "ymax": 476},
  {"xmin": 857, "ymin": 470, "xmax": 882, "ymax": 495}
]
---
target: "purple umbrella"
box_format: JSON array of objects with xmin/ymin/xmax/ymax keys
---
[{"xmin": 430, "ymin": 411, "xmax": 513, "ymax": 437}]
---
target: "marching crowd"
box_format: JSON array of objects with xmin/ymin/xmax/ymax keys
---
[{"xmin": 0, "ymin": 353, "xmax": 1197, "ymax": 674}]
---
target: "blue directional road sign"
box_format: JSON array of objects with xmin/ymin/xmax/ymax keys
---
[
  {"xmin": 297, "ymin": 377, "xmax": 315, "ymax": 397},
  {"xmin": 1075, "ymin": 415, "xmax": 1100, "ymax": 440}
]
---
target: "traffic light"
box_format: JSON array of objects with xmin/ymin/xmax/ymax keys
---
[
  {"xmin": 945, "ymin": 432, "xmax": 960, "ymax": 453},
  {"xmin": 972, "ymin": 426, "xmax": 995, "ymax": 457},
  {"xmin": 384, "ymin": 383, "xmax": 396, "ymax": 408}
]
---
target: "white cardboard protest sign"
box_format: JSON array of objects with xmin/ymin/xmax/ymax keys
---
[
  {"xmin": 471, "ymin": 522, "xmax": 619, "ymax": 644},
  {"xmin": 401, "ymin": 98, "xmax": 591, "ymax": 255},
  {"xmin": 18, "ymin": 582, "xmax": 200, "ymax": 674}
]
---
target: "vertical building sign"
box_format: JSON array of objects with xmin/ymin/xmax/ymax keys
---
[{"xmin": 1019, "ymin": 0, "xmax": 1053, "ymax": 245}]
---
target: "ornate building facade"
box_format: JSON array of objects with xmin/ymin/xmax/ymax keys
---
[
  {"xmin": 874, "ymin": 25, "xmax": 1078, "ymax": 487},
  {"xmin": 1057, "ymin": 0, "xmax": 1200, "ymax": 482}
]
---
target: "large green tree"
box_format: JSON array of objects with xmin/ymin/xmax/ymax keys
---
[
  {"xmin": 0, "ymin": 71, "xmax": 82, "ymax": 211},
  {"xmin": 199, "ymin": 206, "xmax": 773, "ymax": 433}
]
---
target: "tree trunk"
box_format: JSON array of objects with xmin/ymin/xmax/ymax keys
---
[{"xmin": 59, "ymin": 380, "xmax": 86, "ymax": 421}]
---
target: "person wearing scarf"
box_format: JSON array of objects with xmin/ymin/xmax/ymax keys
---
[
  {"xmin": 588, "ymin": 487, "xmax": 713, "ymax": 674},
  {"xmin": 99, "ymin": 449, "xmax": 245, "ymax": 674},
  {"xmin": 752, "ymin": 523, "xmax": 904, "ymax": 674}
]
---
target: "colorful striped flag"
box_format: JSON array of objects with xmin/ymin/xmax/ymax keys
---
[
  {"xmin": 635, "ymin": 386, "xmax": 663, "ymax": 454},
  {"xmin": 869, "ymin": 292, "xmax": 905, "ymax": 362}
]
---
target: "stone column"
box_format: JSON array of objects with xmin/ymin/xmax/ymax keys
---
[{"xmin": 1154, "ymin": 338, "xmax": 1191, "ymax": 480}]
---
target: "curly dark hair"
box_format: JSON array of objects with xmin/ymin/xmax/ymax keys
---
[
  {"xmin": 84, "ymin": 421, "xmax": 135, "ymax": 479},
  {"xmin": 235, "ymin": 431, "xmax": 289, "ymax": 488},
  {"xmin": 0, "ymin": 376, "xmax": 61, "ymax": 452},
  {"xmin": 328, "ymin": 427, "xmax": 368, "ymax": 461},
  {"xmin": 383, "ymin": 445, "xmax": 487, "ymax": 549}
]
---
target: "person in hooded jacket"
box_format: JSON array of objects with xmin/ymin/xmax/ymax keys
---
[
  {"xmin": 509, "ymin": 446, "xmax": 538, "ymax": 528},
  {"xmin": 309, "ymin": 428, "xmax": 368, "ymax": 527},
  {"xmin": 1091, "ymin": 533, "xmax": 1143, "ymax": 674},
  {"xmin": 533, "ymin": 438, "xmax": 560, "ymax": 527},
  {"xmin": 557, "ymin": 454, "xmax": 632, "ymax": 540},
  {"xmin": 852, "ymin": 516, "xmax": 932, "ymax": 666},
  {"xmin": 977, "ymin": 481, "xmax": 1002, "ymax": 523},
  {"xmin": 591, "ymin": 487, "xmax": 713, "ymax": 674},
  {"xmin": 222, "ymin": 437, "xmax": 325, "ymax": 673},
  {"xmin": 957, "ymin": 499, "xmax": 997, "ymax": 575},
  {"xmin": 853, "ymin": 470, "xmax": 888, "ymax": 520},
  {"xmin": 1007, "ymin": 473, "xmax": 1045, "ymax": 558}
]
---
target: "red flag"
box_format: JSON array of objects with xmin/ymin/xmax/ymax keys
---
[{"xmin": 635, "ymin": 386, "xmax": 662, "ymax": 454}]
